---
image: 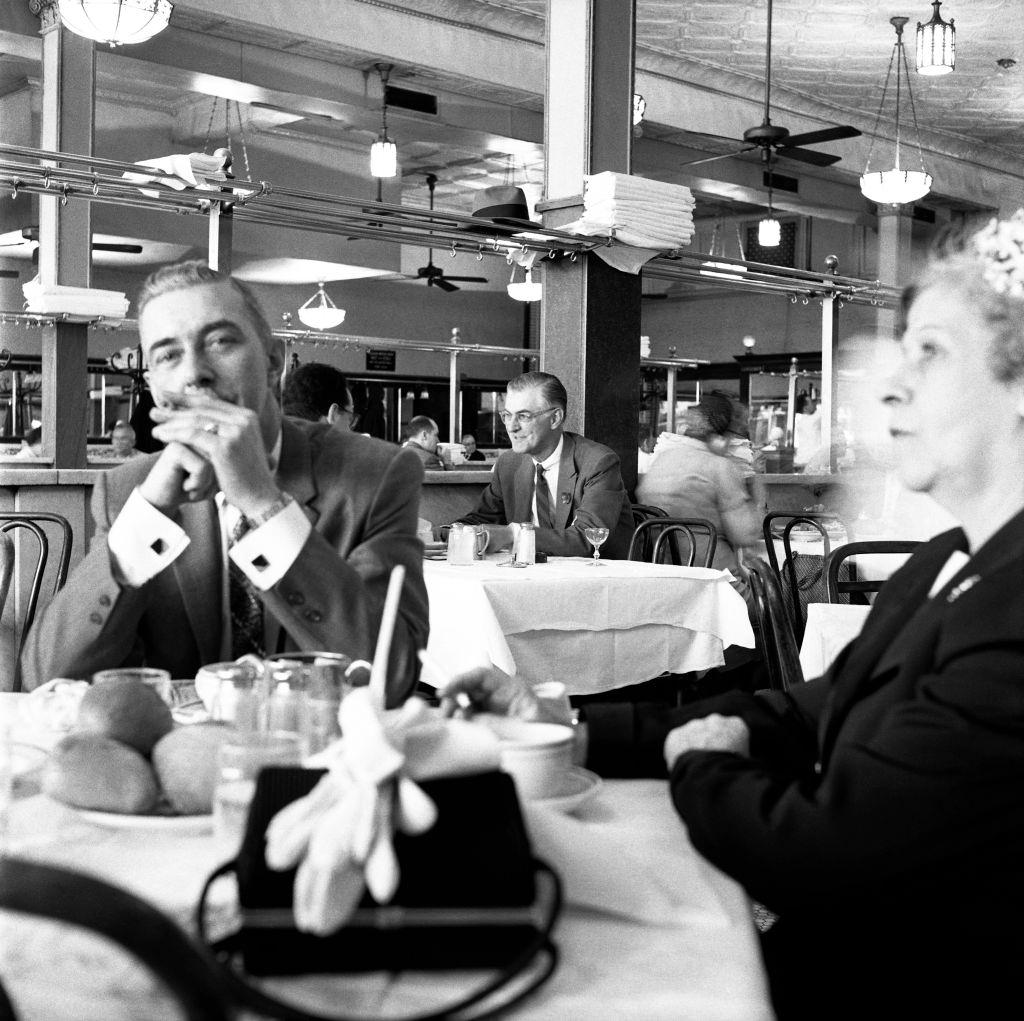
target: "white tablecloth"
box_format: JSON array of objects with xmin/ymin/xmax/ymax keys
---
[
  {"xmin": 424, "ymin": 556, "xmax": 755, "ymax": 694},
  {"xmin": 799, "ymin": 602, "xmax": 872, "ymax": 679},
  {"xmin": 0, "ymin": 693, "xmax": 773, "ymax": 1021}
]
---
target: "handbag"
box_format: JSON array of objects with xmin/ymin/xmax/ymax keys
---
[{"xmin": 197, "ymin": 767, "xmax": 562, "ymax": 1020}]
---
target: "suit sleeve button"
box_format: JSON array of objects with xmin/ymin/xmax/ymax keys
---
[
  {"xmin": 286, "ymin": 591, "xmax": 304, "ymax": 606},
  {"xmin": 303, "ymin": 609, "xmax": 323, "ymax": 623},
  {"xmin": 98, "ymin": 595, "xmax": 111, "ymax": 607},
  {"xmin": 89, "ymin": 612, "xmax": 103, "ymax": 624}
]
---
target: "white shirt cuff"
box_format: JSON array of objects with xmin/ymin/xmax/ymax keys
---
[
  {"xmin": 229, "ymin": 498, "xmax": 311, "ymax": 591},
  {"xmin": 108, "ymin": 487, "xmax": 191, "ymax": 587}
]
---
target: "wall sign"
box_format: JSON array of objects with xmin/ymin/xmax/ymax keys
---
[{"xmin": 365, "ymin": 349, "xmax": 396, "ymax": 372}]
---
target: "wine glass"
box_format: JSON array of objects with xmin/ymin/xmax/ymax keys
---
[{"xmin": 583, "ymin": 526, "xmax": 610, "ymax": 567}]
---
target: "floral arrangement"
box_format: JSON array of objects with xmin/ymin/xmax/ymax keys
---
[{"xmin": 973, "ymin": 209, "xmax": 1024, "ymax": 299}]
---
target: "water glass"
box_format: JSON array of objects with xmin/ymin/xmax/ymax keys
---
[
  {"xmin": 92, "ymin": 667, "xmax": 173, "ymax": 704},
  {"xmin": 212, "ymin": 732, "xmax": 303, "ymax": 855}
]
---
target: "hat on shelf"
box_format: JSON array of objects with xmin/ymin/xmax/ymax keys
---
[{"xmin": 464, "ymin": 185, "xmax": 542, "ymax": 232}]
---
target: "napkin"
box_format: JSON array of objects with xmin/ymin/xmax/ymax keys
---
[
  {"xmin": 22, "ymin": 277, "xmax": 129, "ymax": 318},
  {"xmin": 122, "ymin": 151, "xmax": 230, "ymax": 197},
  {"xmin": 264, "ymin": 688, "xmax": 501, "ymax": 935}
]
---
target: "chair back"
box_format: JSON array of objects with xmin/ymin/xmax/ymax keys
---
[
  {"xmin": 629, "ymin": 516, "xmax": 718, "ymax": 568},
  {"xmin": 0, "ymin": 856, "xmax": 233, "ymax": 1021},
  {"xmin": 762, "ymin": 512, "xmax": 849, "ymax": 641},
  {"xmin": 825, "ymin": 540, "xmax": 921, "ymax": 603},
  {"xmin": 651, "ymin": 521, "xmax": 719, "ymax": 568},
  {"xmin": 0, "ymin": 511, "xmax": 73, "ymax": 640},
  {"xmin": 743, "ymin": 557, "xmax": 804, "ymax": 692},
  {"xmin": 0, "ymin": 531, "xmax": 13, "ymax": 622}
]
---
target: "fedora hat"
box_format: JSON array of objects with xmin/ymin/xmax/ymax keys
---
[{"xmin": 465, "ymin": 185, "xmax": 542, "ymax": 231}]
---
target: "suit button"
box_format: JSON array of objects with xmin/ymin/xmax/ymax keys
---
[
  {"xmin": 286, "ymin": 591, "xmax": 304, "ymax": 606},
  {"xmin": 98, "ymin": 595, "xmax": 111, "ymax": 607},
  {"xmin": 89, "ymin": 612, "xmax": 103, "ymax": 624},
  {"xmin": 303, "ymin": 609, "xmax": 323, "ymax": 623}
]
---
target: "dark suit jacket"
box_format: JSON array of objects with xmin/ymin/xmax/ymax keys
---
[
  {"xmin": 404, "ymin": 440, "xmax": 446, "ymax": 471},
  {"xmin": 21, "ymin": 417, "xmax": 429, "ymax": 706},
  {"xmin": 586, "ymin": 509, "xmax": 1024, "ymax": 1017},
  {"xmin": 458, "ymin": 431, "xmax": 634, "ymax": 558}
]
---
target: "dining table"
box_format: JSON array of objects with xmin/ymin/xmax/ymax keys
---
[
  {"xmin": 422, "ymin": 554, "xmax": 756, "ymax": 695},
  {"xmin": 799, "ymin": 602, "xmax": 872, "ymax": 679},
  {"xmin": 0, "ymin": 691, "xmax": 774, "ymax": 1021}
]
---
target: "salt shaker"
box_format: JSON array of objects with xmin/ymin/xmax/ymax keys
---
[{"xmin": 513, "ymin": 522, "xmax": 536, "ymax": 567}]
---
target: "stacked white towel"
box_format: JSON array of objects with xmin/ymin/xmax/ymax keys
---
[
  {"xmin": 569, "ymin": 172, "xmax": 696, "ymax": 249},
  {"xmin": 122, "ymin": 152, "xmax": 230, "ymax": 197},
  {"xmin": 22, "ymin": 276, "xmax": 129, "ymax": 318}
]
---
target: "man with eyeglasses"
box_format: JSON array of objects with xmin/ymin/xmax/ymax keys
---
[
  {"xmin": 458, "ymin": 371, "xmax": 633, "ymax": 558},
  {"xmin": 281, "ymin": 362, "xmax": 358, "ymax": 432}
]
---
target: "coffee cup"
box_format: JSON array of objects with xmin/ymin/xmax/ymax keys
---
[{"xmin": 480, "ymin": 716, "xmax": 574, "ymax": 800}]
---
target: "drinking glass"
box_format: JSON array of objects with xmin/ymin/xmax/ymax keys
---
[
  {"xmin": 92, "ymin": 667, "xmax": 172, "ymax": 704},
  {"xmin": 583, "ymin": 526, "xmax": 610, "ymax": 566},
  {"xmin": 213, "ymin": 731, "xmax": 303, "ymax": 856}
]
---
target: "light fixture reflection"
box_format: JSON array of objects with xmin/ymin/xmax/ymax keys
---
[
  {"xmin": 758, "ymin": 218, "xmax": 781, "ymax": 247},
  {"xmin": 699, "ymin": 223, "xmax": 748, "ymax": 279},
  {"xmin": 297, "ymin": 282, "xmax": 346, "ymax": 331},
  {"xmin": 370, "ymin": 63, "xmax": 398, "ymax": 179},
  {"xmin": 58, "ymin": 0, "xmax": 173, "ymax": 46}
]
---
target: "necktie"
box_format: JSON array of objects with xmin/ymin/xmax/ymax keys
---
[
  {"xmin": 228, "ymin": 513, "xmax": 266, "ymax": 659},
  {"xmin": 534, "ymin": 462, "xmax": 554, "ymax": 529}
]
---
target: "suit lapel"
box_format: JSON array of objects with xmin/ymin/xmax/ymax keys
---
[
  {"xmin": 554, "ymin": 433, "xmax": 578, "ymax": 530},
  {"xmin": 172, "ymin": 500, "xmax": 222, "ymax": 665}
]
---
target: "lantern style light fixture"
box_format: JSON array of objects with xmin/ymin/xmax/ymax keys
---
[
  {"xmin": 58, "ymin": 0, "xmax": 173, "ymax": 46},
  {"xmin": 860, "ymin": 16, "xmax": 932, "ymax": 206},
  {"xmin": 369, "ymin": 63, "xmax": 398, "ymax": 180},
  {"xmin": 297, "ymin": 282, "xmax": 346, "ymax": 331},
  {"xmin": 916, "ymin": 1, "xmax": 955, "ymax": 76},
  {"xmin": 758, "ymin": 168, "xmax": 781, "ymax": 248}
]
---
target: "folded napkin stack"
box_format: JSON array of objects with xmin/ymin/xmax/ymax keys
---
[
  {"xmin": 264, "ymin": 687, "xmax": 501, "ymax": 935},
  {"xmin": 122, "ymin": 152, "xmax": 230, "ymax": 197},
  {"xmin": 22, "ymin": 276, "xmax": 129, "ymax": 318},
  {"xmin": 560, "ymin": 171, "xmax": 696, "ymax": 273}
]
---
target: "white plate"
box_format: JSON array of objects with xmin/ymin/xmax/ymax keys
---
[
  {"xmin": 530, "ymin": 767, "xmax": 602, "ymax": 814},
  {"xmin": 70, "ymin": 804, "xmax": 213, "ymax": 833}
]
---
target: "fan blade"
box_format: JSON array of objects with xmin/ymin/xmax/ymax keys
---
[
  {"xmin": 680, "ymin": 145, "xmax": 757, "ymax": 169},
  {"xmin": 443, "ymin": 276, "xmax": 488, "ymax": 284},
  {"xmin": 783, "ymin": 125, "xmax": 861, "ymax": 148},
  {"xmin": 774, "ymin": 146, "xmax": 841, "ymax": 167},
  {"xmin": 0, "ymin": 269, "xmax": 18, "ymax": 278},
  {"xmin": 433, "ymin": 277, "xmax": 459, "ymax": 293},
  {"xmin": 93, "ymin": 243, "xmax": 144, "ymax": 254}
]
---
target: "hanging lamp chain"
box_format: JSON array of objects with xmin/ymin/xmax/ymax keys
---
[{"xmin": 862, "ymin": 29, "xmax": 901, "ymax": 175}]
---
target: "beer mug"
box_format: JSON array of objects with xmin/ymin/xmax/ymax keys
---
[{"xmin": 445, "ymin": 523, "xmax": 489, "ymax": 565}]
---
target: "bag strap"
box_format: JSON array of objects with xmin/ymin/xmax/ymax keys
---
[{"xmin": 196, "ymin": 857, "xmax": 562, "ymax": 1021}]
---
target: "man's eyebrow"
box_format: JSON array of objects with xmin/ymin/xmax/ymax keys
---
[{"xmin": 145, "ymin": 319, "xmax": 240, "ymax": 354}]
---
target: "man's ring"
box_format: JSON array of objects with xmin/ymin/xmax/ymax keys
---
[{"xmin": 203, "ymin": 422, "xmax": 218, "ymax": 434}]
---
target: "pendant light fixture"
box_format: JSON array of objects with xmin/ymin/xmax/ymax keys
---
[
  {"xmin": 58, "ymin": 0, "xmax": 172, "ymax": 46},
  {"xmin": 507, "ymin": 264, "xmax": 542, "ymax": 302},
  {"xmin": 758, "ymin": 167, "xmax": 781, "ymax": 248},
  {"xmin": 369, "ymin": 63, "xmax": 398, "ymax": 180},
  {"xmin": 700, "ymin": 222, "xmax": 749, "ymax": 279},
  {"xmin": 297, "ymin": 282, "xmax": 346, "ymax": 331},
  {"xmin": 860, "ymin": 16, "xmax": 932, "ymax": 206},
  {"xmin": 916, "ymin": 1, "xmax": 955, "ymax": 76}
]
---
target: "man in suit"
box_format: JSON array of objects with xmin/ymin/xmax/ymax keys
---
[
  {"xmin": 281, "ymin": 361, "xmax": 357, "ymax": 432},
  {"xmin": 21, "ymin": 261, "xmax": 427, "ymax": 705},
  {"xmin": 458, "ymin": 371, "xmax": 633, "ymax": 558},
  {"xmin": 403, "ymin": 416, "xmax": 446, "ymax": 471}
]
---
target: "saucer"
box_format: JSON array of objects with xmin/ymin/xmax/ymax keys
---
[{"xmin": 530, "ymin": 767, "xmax": 602, "ymax": 814}]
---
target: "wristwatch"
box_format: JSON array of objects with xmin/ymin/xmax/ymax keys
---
[{"xmin": 244, "ymin": 491, "xmax": 294, "ymax": 529}]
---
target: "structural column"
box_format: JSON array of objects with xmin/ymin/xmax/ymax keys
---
[
  {"xmin": 875, "ymin": 206, "xmax": 913, "ymax": 339},
  {"xmin": 34, "ymin": 0, "xmax": 93, "ymax": 469},
  {"xmin": 539, "ymin": 0, "xmax": 640, "ymax": 492}
]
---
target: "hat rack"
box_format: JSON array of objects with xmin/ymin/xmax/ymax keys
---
[{"xmin": 0, "ymin": 142, "xmax": 899, "ymax": 309}]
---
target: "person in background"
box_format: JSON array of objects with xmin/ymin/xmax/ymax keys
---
[
  {"xmin": 792, "ymin": 391, "xmax": 821, "ymax": 468},
  {"xmin": 460, "ymin": 433, "xmax": 486, "ymax": 461},
  {"xmin": 281, "ymin": 362, "xmax": 357, "ymax": 432},
  {"xmin": 403, "ymin": 416, "xmax": 446, "ymax": 470},
  {"xmin": 637, "ymin": 429, "xmax": 657, "ymax": 474},
  {"xmin": 22, "ymin": 260, "xmax": 428, "ymax": 704},
  {"xmin": 15, "ymin": 425, "xmax": 42, "ymax": 459},
  {"xmin": 440, "ymin": 211, "xmax": 1024, "ymax": 1019},
  {"xmin": 636, "ymin": 396, "xmax": 761, "ymax": 603},
  {"xmin": 458, "ymin": 370, "xmax": 634, "ymax": 559},
  {"xmin": 109, "ymin": 420, "xmax": 141, "ymax": 459}
]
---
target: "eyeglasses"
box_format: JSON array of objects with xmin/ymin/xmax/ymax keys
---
[{"xmin": 498, "ymin": 407, "xmax": 558, "ymax": 427}]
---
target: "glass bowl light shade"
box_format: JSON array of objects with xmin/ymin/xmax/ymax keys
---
[
  {"xmin": 370, "ymin": 138, "xmax": 398, "ymax": 178},
  {"xmin": 507, "ymin": 269, "xmax": 542, "ymax": 302},
  {"xmin": 297, "ymin": 283, "xmax": 346, "ymax": 330},
  {"xmin": 859, "ymin": 168, "xmax": 932, "ymax": 205},
  {"xmin": 58, "ymin": 0, "xmax": 173, "ymax": 45},
  {"xmin": 758, "ymin": 218, "xmax": 781, "ymax": 247}
]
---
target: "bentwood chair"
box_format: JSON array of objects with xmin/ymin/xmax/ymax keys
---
[
  {"xmin": 0, "ymin": 856, "xmax": 234, "ymax": 1021},
  {"xmin": 743, "ymin": 557, "xmax": 804, "ymax": 692},
  {"xmin": 628, "ymin": 517, "xmax": 718, "ymax": 568},
  {"xmin": 825, "ymin": 540, "xmax": 921, "ymax": 604},
  {"xmin": 762, "ymin": 512, "xmax": 849, "ymax": 642},
  {"xmin": 0, "ymin": 512, "xmax": 73, "ymax": 660},
  {"xmin": 0, "ymin": 531, "xmax": 14, "ymax": 622}
]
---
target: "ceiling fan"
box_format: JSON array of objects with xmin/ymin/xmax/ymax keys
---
[
  {"xmin": 0, "ymin": 228, "xmax": 143, "ymax": 255},
  {"xmin": 680, "ymin": 0, "xmax": 860, "ymax": 170},
  {"xmin": 414, "ymin": 174, "xmax": 488, "ymax": 293}
]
